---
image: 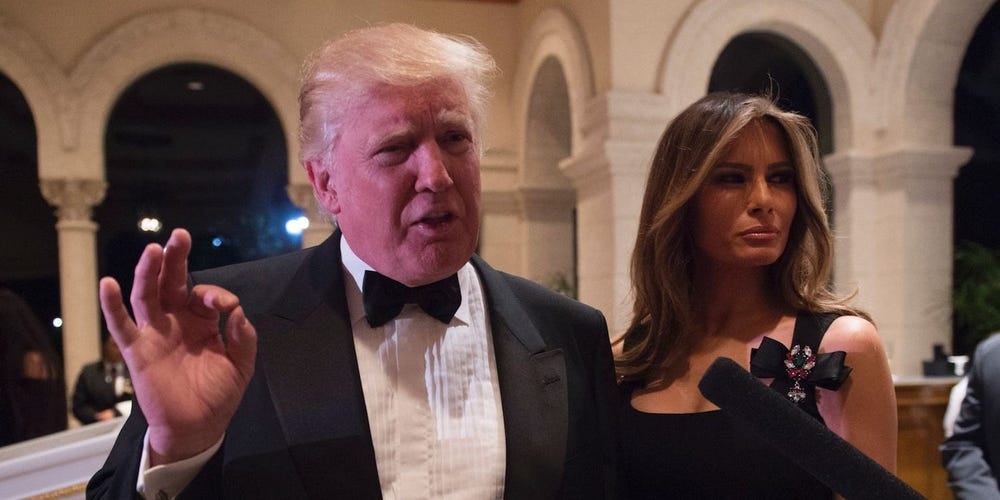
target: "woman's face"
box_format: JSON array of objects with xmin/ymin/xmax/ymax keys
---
[{"xmin": 690, "ymin": 119, "xmax": 798, "ymax": 269}]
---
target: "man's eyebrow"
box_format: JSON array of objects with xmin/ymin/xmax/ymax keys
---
[
  {"xmin": 436, "ymin": 109, "xmax": 472, "ymax": 128},
  {"xmin": 363, "ymin": 123, "xmax": 416, "ymax": 149}
]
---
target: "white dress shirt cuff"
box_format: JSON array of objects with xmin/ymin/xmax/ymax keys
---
[{"xmin": 136, "ymin": 431, "xmax": 223, "ymax": 499}]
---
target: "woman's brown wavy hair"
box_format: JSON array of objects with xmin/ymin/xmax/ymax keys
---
[{"xmin": 616, "ymin": 92, "xmax": 870, "ymax": 385}]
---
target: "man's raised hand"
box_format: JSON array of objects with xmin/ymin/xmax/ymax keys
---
[{"xmin": 98, "ymin": 228, "xmax": 257, "ymax": 466}]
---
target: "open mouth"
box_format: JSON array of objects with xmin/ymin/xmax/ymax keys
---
[{"xmin": 418, "ymin": 212, "xmax": 455, "ymax": 226}]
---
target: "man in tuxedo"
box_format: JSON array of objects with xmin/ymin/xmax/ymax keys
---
[
  {"xmin": 88, "ymin": 23, "xmax": 618, "ymax": 499},
  {"xmin": 942, "ymin": 333, "xmax": 1000, "ymax": 499},
  {"xmin": 72, "ymin": 336, "xmax": 132, "ymax": 424}
]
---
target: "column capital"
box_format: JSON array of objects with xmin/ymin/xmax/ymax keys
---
[
  {"xmin": 825, "ymin": 145, "xmax": 973, "ymax": 186},
  {"xmin": 562, "ymin": 90, "xmax": 669, "ymax": 195},
  {"xmin": 482, "ymin": 189, "xmax": 519, "ymax": 215},
  {"xmin": 39, "ymin": 178, "xmax": 106, "ymax": 222},
  {"xmin": 874, "ymin": 146, "xmax": 973, "ymax": 185},
  {"xmin": 517, "ymin": 186, "xmax": 575, "ymax": 220}
]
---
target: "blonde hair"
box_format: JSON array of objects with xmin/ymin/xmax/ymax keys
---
[
  {"xmin": 617, "ymin": 92, "xmax": 869, "ymax": 384},
  {"xmin": 298, "ymin": 23, "xmax": 498, "ymax": 165}
]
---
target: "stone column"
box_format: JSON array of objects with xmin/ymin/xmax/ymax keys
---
[
  {"xmin": 825, "ymin": 152, "xmax": 880, "ymax": 306},
  {"xmin": 870, "ymin": 147, "xmax": 970, "ymax": 376},
  {"xmin": 829, "ymin": 147, "xmax": 970, "ymax": 376},
  {"xmin": 478, "ymin": 149, "xmax": 521, "ymax": 274},
  {"xmin": 517, "ymin": 187, "xmax": 576, "ymax": 293},
  {"xmin": 480, "ymin": 190, "xmax": 522, "ymax": 274},
  {"xmin": 560, "ymin": 91, "xmax": 669, "ymax": 331},
  {"xmin": 560, "ymin": 150, "xmax": 618, "ymax": 322},
  {"xmin": 39, "ymin": 178, "xmax": 107, "ymax": 404},
  {"xmin": 287, "ymin": 183, "xmax": 334, "ymax": 249}
]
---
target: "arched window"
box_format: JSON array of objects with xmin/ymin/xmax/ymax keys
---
[{"xmin": 97, "ymin": 63, "xmax": 298, "ymax": 293}]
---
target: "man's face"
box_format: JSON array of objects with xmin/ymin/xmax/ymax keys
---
[{"xmin": 308, "ymin": 78, "xmax": 481, "ymax": 286}]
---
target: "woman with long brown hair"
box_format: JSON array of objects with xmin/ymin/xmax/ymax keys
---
[{"xmin": 616, "ymin": 92, "xmax": 897, "ymax": 498}]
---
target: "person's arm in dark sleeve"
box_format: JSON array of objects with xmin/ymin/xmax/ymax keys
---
[
  {"xmin": 941, "ymin": 339, "xmax": 1000, "ymax": 499},
  {"xmin": 71, "ymin": 367, "xmax": 99, "ymax": 424}
]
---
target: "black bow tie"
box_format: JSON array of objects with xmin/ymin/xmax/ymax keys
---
[{"xmin": 362, "ymin": 271, "xmax": 461, "ymax": 328}]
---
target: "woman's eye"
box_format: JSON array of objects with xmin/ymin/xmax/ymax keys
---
[
  {"xmin": 717, "ymin": 173, "xmax": 745, "ymax": 184},
  {"xmin": 769, "ymin": 172, "xmax": 795, "ymax": 184}
]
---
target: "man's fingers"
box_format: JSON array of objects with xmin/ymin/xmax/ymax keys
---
[
  {"xmin": 130, "ymin": 242, "xmax": 165, "ymax": 324},
  {"xmin": 160, "ymin": 229, "xmax": 193, "ymax": 310},
  {"xmin": 188, "ymin": 285, "xmax": 240, "ymax": 318},
  {"xmin": 99, "ymin": 277, "xmax": 139, "ymax": 346},
  {"xmin": 224, "ymin": 306, "xmax": 257, "ymax": 383}
]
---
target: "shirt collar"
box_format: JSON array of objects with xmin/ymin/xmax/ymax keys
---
[{"xmin": 340, "ymin": 236, "xmax": 473, "ymax": 327}]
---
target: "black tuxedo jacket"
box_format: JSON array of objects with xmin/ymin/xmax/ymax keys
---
[
  {"xmin": 88, "ymin": 232, "xmax": 618, "ymax": 499},
  {"xmin": 942, "ymin": 334, "xmax": 1000, "ymax": 499},
  {"xmin": 72, "ymin": 361, "xmax": 130, "ymax": 424}
]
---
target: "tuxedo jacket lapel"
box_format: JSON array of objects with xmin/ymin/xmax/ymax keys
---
[
  {"xmin": 472, "ymin": 256, "xmax": 568, "ymax": 499},
  {"xmin": 253, "ymin": 233, "xmax": 382, "ymax": 498}
]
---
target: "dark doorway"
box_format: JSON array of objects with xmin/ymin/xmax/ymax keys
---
[
  {"xmin": 708, "ymin": 32, "xmax": 832, "ymax": 156},
  {"xmin": 954, "ymin": 3, "xmax": 1000, "ymax": 250},
  {"xmin": 0, "ymin": 72, "xmax": 61, "ymax": 347},
  {"xmin": 97, "ymin": 63, "xmax": 299, "ymax": 297},
  {"xmin": 952, "ymin": 2, "xmax": 1000, "ymax": 355}
]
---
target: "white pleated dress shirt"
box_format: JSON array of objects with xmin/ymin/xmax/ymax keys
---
[{"xmin": 341, "ymin": 239, "xmax": 506, "ymax": 499}]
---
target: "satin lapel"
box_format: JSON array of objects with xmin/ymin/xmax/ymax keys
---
[
  {"xmin": 256, "ymin": 232, "xmax": 381, "ymax": 498},
  {"xmin": 472, "ymin": 256, "xmax": 568, "ymax": 499}
]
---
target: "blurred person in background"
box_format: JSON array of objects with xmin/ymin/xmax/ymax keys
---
[
  {"xmin": 942, "ymin": 332, "xmax": 1000, "ymax": 499},
  {"xmin": 0, "ymin": 287, "xmax": 66, "ymax": 446},
  {"xmin": 72, "ymin": 335, "xmax": 133, "ymax": 424}
]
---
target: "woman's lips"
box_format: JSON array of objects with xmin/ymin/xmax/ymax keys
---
[{"xmin": 739, "ymin": 226, "xmax": 780, "ymax": 241}]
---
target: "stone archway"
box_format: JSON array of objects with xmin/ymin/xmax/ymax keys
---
[
  {"xmin": 512, "ymin": 7, "xmax": 595, "ymax": 158},
  {"xmin": 0, "ymin": 15, "xmax": 69, "ymax": 173},
  {"xmin": 860, "ymin": 0, "xmax": 993, "ymax": 374},
  {"xmin": 658, "ymin": 0, "xmax": 874, "ymax": 150},
  {"xmin": 38, "ymin": 8, "xmax": 303, "ymax": 393},
  {"xmin": 519, "ymin": 57, "xmax": 576, "ymax": 294},
  {"xmin": 0, "ymin": 15, "xmax": 100, "ymax": 397},
  {"xmin": 503, "ymin": 7, "xmax": 598, "ymax": 305},
  {"xmin": 69, "ymin": 9, "xmax": 300, "ymax": 182}
]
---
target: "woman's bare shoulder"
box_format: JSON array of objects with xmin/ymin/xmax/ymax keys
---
[{"xmin": 821, "ymin": 315, "xmax": 882, "ymax": 354}]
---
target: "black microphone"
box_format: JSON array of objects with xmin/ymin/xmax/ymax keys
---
[{"xmin": 698, "ymin": 356, "xmax": 924, "ymax": 500}]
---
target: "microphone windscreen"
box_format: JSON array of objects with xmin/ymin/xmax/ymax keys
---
[{"xmin": 698, "ymin": 356, "xmax": 923, "ymax": 500}]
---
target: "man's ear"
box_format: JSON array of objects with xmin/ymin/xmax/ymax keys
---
[{"xmin": 305, "ymin": 160, "xmax": 341, "ymax": 215}]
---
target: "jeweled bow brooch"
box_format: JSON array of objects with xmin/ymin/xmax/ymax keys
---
[
  {"xmin": 750, "ymin": 337, "xmax": 852, "ymax": 406},
  {"xmin": 784, "ymin": 344, "xmax": 817, "ymax": 403}
]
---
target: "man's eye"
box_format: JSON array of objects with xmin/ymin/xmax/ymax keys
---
[
  {"xmin": 374, "ymin": 145, "xmax": 410, "ymax": 166},
  {"xmin": 443, "ymin": 131, "xmax": 469, "ymax": 143},
  {"xmin": 441, "ymin": 132, "xmax": 472, "ymax": 154}
]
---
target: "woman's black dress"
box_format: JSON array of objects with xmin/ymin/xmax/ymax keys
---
[{"xmin": 620, "ymin": 312, "xmax": 851, "ymax": 499}]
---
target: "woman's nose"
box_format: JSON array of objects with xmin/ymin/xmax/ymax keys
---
[{"xmin": 747, "ymin": 177, "xmax": 774, "ymax": 213}]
